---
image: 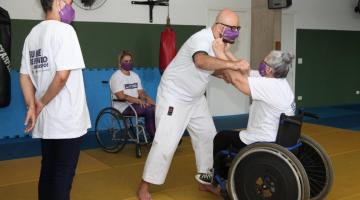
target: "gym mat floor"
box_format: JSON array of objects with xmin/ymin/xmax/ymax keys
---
[
  {"xmin": 303, "ymin": 104, "xmax": 360, "ymax": 131},
  {"xmin": 0, "ymin": 123, "xmax": 359, "ymax": 200}
]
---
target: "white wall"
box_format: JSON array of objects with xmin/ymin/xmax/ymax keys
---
[
  {"xmin": 284, "ymin": 0, "xmax": 360, "ymax": 30},
  {"xmin": 0, "ymin": 0, "xmax": 252, "ymax": 25},
  {"xmin": 0, "ymin": 0, "xmax": 252, "ymax": 117},
  {"xmin": 281, "ymin": 0, "xmax": 360, "ymax": 91},
  {"xmin": 3, "ymin": 0, "xmax": 358, "ymax": 116}
]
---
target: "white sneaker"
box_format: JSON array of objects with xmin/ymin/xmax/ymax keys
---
[{"xmin": 195, "ymin": 172, "xmax": 213, "ymax": 185}]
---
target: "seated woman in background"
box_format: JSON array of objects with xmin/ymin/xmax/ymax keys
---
[
  {"xmin": 109, "ymin": 51, "xmax": 156, "ymax": 140},
  {"xmin": 212, "ymin": 46, "xmax": 296, "ymax": 179}
]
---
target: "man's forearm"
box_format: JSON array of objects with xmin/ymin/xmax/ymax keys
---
[
  {"xmin": 224, "ymin": 52, "xmax": 250, "ymax": 75},
  {"xmin": 194, "ymin": 53, "xmax": 235, "ymax": 71},
  {"xmin": 225, "ymin": 51, "xmax": 238, "ymax": 61}
]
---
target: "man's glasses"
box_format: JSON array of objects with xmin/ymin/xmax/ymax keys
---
[{"xmin": 216, "ymin": 22, "xmax": 241, "ymax": 31}]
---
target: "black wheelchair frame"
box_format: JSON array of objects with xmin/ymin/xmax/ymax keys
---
[{"xmin": 214, "ymin": 111, "xmax": 334, "ymax": 200}]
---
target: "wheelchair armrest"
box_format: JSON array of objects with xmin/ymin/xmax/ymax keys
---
[{"xmin": 112, "ymin": 99, "xmax": 139, "ymax": 119}]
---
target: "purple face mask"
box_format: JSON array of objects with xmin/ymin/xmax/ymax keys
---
[
  {"xmin": 259, "ymin": 62, "xmax": 267, "ymax": 76},
  {"xmin": 222, "ymin": 27, "xmax": 239, "ymax": 44},
  {"xmin": 59, "ymin": 3, "xmax": 75, "ymax": 24},
  {"xmin": 121, "ymin": 62, "xmax": 133, "ymax": 71}
]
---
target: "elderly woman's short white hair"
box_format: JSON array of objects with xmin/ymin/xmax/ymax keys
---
[{"xmin": 265, "ymin": 50, "xmax": 294, "ymax": 78}]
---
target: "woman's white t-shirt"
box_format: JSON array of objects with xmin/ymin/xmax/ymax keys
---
[
  {"xmin": 20, "ymin": 20, "xmax": 91, "ymax": 139},
  {"xmin": 109, "ymin": 70, "xmax": 143, "ymax": 112},
  {"xmin": 240, "ymin": 77, "xmax": 296, "ymax": 144}
]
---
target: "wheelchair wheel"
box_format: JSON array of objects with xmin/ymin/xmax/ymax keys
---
[
  {"xmin": 297, "ymin": 135, "xmax": 334, "ymax": 200},
  {"xmin": 228, "ymin": 143, "xmax": 310, "ymax": 200},
  {"xmin": 95, "ymin": 107, "xmax": 129, "ymax": 153}
]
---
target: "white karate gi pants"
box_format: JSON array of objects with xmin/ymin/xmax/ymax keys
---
[{"xmin": 142, "ymin": 93, "xmax": 217, "ymax": 185}]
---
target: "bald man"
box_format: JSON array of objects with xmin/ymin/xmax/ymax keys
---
[{"xmin": 137, "ymin": 9, "xmax": 250, "ymax": 200}]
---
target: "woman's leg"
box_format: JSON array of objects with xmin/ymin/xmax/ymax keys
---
[
  {"xmin": 122, "ymin": 104, "xmax": 156, "ymax": 140},
  {"xmin": 213, "ymin": 130, "xmax": 247, "ymax": 178},
  {"xmin": 38, "ymin": 139, "xmax": 56, "ymax": 200},
  {"xmin": 39, "ymin": 137, "xmax": 82, "ymax": 200}
]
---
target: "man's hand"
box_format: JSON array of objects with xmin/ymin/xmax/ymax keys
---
[
  {"xmin": 212, "ymin": 38, "xmax": 227, "ymax": 59},
  {"xmin": 232, "ymin": 60, "xmax": 250, "ymax": 74},
  {"xmin": 224, "ymin": 42, "xmax": 232, "ymax": 54},
  {"xmin": 24, "ymin": 106, "xmax": 36, "ymax": 133}
]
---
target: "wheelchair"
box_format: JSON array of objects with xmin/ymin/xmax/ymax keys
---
[
  {"xmin": 94, "ymin": 81, "xmax": 151, "ymax": 158},
  {"xmin": 214, "ymin": 111, "xmax": 334, "ymax": 200}
]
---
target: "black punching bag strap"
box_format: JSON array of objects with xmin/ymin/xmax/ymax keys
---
[{"xmin": 0, "ymin": 6, "xmax": 11, "ymax": 108}]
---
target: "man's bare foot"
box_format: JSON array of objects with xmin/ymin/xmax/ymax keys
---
[
  {"xmin": 198, "ymin": 183, "xmax": 221, "ymax": 196},
  {"xmin": 137, "ymin": 180, "xmax": 153, "ymax": 200}
]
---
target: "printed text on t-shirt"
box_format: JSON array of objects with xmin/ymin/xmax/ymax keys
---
[
  {"xmin": 125, "ymin": 83, "xmax": 138, "ymax": 89},
  {"xmin": 30, "ymin": 49, "xmax": 48, "ymax": 72}
]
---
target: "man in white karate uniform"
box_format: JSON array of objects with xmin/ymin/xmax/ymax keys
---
[{"xmin": 137, "ymin": 9, "xmax": 250, "ymax": 200}]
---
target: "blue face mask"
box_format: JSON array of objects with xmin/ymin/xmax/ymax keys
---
[{"xmin": 259, "ymin": 62, "xmax": 267, "ymax": 76}]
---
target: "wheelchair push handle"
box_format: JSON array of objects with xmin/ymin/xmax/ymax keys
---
[
  {"xmin": 298, "ymin": 108, "xmax": 320, "ymax": 119},
  {"xmin": 303, "ymin": 112, "xmax": 320, "ymax": 119},
  {"xmin": 102, "ymin": 80, "xmax": 109, "ymax": 84}
]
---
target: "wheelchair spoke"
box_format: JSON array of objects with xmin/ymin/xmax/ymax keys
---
[
  {"xmin": 297, "ymin": 135, "xmax": 333, "ymax": 199},
  {"xmin": 95, "ymin": 108, "xmax": 129, "ymax": 153}
]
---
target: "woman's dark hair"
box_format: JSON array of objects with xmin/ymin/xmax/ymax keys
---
[{"xmin": 40, "ymin": 0, "xmax": 54, "ymax": 12}]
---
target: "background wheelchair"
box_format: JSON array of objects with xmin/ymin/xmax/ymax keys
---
[
  {"xmin": 214, "ymin": 111, "xmax": 334, "ymax": 200},
  {"xmin": 94, "ymin": 81, "xmax": 150, "ymax": 158}
]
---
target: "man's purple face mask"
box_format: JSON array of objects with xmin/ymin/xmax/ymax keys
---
[{"xmin": 222, "ymin": 27, "xmax": 239, "ymax": 44}]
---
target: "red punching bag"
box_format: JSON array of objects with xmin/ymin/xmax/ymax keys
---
[
  {"xmin": 159, "ymin": 24, "xmax": 176, "ymax": 75},
  {"xmin": 0, "ymin": 7, "xmax": 11, "ymax": 108}
]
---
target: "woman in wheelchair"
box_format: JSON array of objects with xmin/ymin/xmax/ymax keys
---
[
  {"xmin": 109, "ymin": 51, "xmax": 156, "ymax": 141},
  {"xmin": 210, "ymin": 50, "xmax": 295, "ymax": 184},
  {"xmin": 208, "ymin": 43, "xmax": 333, "ymax": 200}
]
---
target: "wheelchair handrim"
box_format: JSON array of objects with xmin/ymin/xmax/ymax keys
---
[{"xmin": 228, "ymin": 147, "xmax": 307, "ymax": 200}]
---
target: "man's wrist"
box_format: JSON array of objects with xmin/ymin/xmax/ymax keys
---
[{"xmin": 226, "ymin": 61, "xmax": 235, "ymax": 70}]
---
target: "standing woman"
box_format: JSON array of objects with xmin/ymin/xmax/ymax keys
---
[{"xmin": 19, "ymin": 0, "xmax": 91, "ymax": 199}]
